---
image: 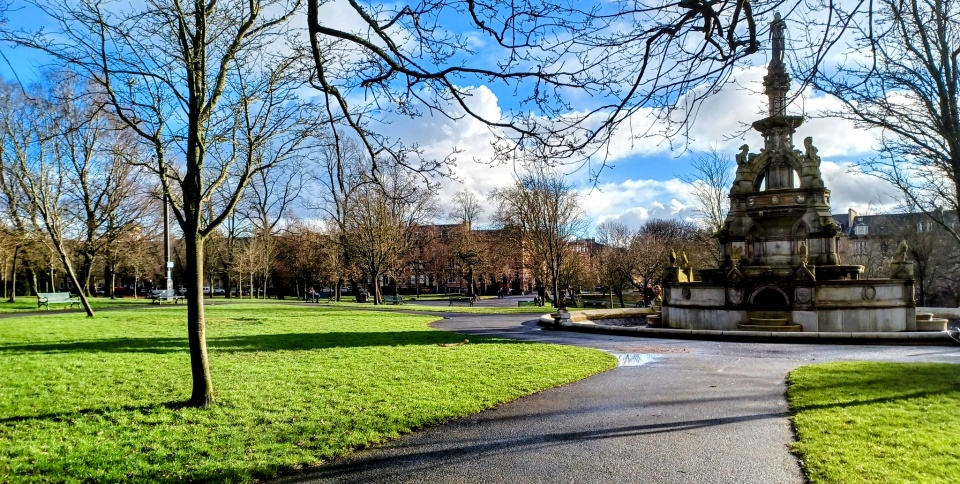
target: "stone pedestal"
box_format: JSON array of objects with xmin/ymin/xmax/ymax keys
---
[{"xmin": 890, "ymin": 261, "xmax": 915, "ymax": 280}]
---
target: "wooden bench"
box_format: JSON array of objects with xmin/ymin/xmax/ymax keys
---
[
  {"xmin": 449, "ymin": 296, "xmax": 474, "ymax": 306},
  {"xmin": 383, "ymin": 295, "xmax": 404, "ymax": 305},
  {"xmin": 37, "ymin": 292, "xmax": 80, "ymax": 310},
  {"xmin": 150, "ymin": 290, "xmax": 185, "ymax": 305}
]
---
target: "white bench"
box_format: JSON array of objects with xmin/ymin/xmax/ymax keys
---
[{"xmin": 37, "ymin": 292, "xmax": 80, "ymax": 310}]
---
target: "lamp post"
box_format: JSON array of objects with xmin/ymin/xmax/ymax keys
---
[{"xmin": 163, "ymin": 192, "xmax": 173, "ymax": 292}]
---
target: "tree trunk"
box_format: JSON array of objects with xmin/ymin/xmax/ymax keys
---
[
  {"xmin": 52, "ymin": 244, "xmax": 94, "ymax": 317},
  {"xmin": 222, "ymin": 270, "xmax": 231, "ymax": 299},
  {"xmin": 7, "ymin": 245, "xmax": 19, "ymax": 302},
  {"xmin": 467, "ymin": 265, "xmax": 475, "ymax": 297},
  {"xmin": 27, "ymin": 267, "xmax": 37, "ymax": 296},
  {"xmin": 185, "ymin": 232, "xmax": 214, "ymax": 407},
  {"xmin": 79, "ymin": 252, "xmax": 94, "ymax": 296},
  {"xmin": 551, "ymin": 277, "xmax": 560, "ymax": 308}
]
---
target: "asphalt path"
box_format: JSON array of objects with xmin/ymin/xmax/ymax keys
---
[{"xmin": 280, "ymin": 308, "xmax": 960, "ymax": 484}]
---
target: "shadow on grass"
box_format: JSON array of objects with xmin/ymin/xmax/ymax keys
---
[
  {"xmin": 788, "ymin": 362, "xmax": 960, "ymax": 412},
  {"xmin": 0, "ymin": 400, "xmax": 189, "ymax": 424},
  {"xmin": 0, "ymin": 331, "xmax": 519, "ymax": 354}
]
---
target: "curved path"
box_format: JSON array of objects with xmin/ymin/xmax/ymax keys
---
[{"xmin": 281, "ymin": 309, "xmax": 960, "ymax": 483}]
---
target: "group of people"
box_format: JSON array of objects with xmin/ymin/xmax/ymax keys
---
[{"xmin": 637, "ymin": 284, "xmax": 663, "ymax": 307}]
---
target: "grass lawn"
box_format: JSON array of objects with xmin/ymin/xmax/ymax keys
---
[
  {"xmin": 0, "ymin": 303, "xmax": 615, "ymax": 482},
  {"xmin": 0, "ymin": 296, "xmax": 160, "ymax": 313},
  {"xmin": 787, "ymin": 362, "xmax": 960, "ymax": 483}
]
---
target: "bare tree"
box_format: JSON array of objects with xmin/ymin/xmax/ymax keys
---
[
  {"xmin": 0, "ymin": 80, "xmax": 41, "ymax": 302},
  {"xmin": 303, "ymin": 1, "xmax": 849, "ymax": 178},
  {"xmin": 632, "ymin": 219, "xmax": 707, "ymax": 287},
  {"xmin": 493, "ymin": 165, "xmax": 588, "ymax": 306},
  {"xmin": 680, "ymin": 147, "xmax": 733, "ymax": 263},
  {"xmin": 594, "ymin": 221, "xmax": 636, "ymax": 308},
  {"xmin": 0, "ymin": 79, "xmax": 95, "ymax": 315},
  {"xmin": 310, "ymin": 137, "xmax": 367, "ymax": 301},
  {"xmin": 804, "ymin": 0, "xmax": 960, "ymax": 247},
  {"xmin": 448, "ymin": 190, "xmax": 485, "ymax": 296},
  {"xmin": 50, "ymin": 77, "xmax": 150, "ymax": 296},
  {"xmin": 241, "ymin": 155, "xmax": 308, "ymax": 299},
  {"xmin": 680, "ymin": 147, "xmax": 733, "ymax": 232},
  {"xmin": 18, "ymin": 0, "xmax": 306, "ymax": 406},
  {"xmin": 344, "ymin": 162, "xmax": 439, "ymax": 304},
  {"xmin": 450, "ymin": 191, "xmax": 484, "ymax": 226}
]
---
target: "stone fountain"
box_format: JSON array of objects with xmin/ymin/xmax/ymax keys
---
[{"xmin": 661, "ymin": 14, "xmax": 917, "ymax": 333}]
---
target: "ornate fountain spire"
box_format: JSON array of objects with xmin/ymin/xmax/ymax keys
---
[
  {"xmin": 764, "ymin": 13, "xmax": 789, "ymax": 117},
  {"xmin": 752, "ymin": 12, "xmax": 802, "ymax": 156}
]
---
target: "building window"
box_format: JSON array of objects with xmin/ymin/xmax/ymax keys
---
[{"xmin": 854, "ymin": 224, "xmax": 868, "ymax": 236}]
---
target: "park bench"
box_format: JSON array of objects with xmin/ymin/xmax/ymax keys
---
[
  {"xmin": 149, "ymin": 289, "xmax": 185, "ymax": 305},
  {"xmin": 449, "ymin": 296, "xmax": 474, "ymax": 306},
  {"xmin": 517, "ymin": 300, "xmax": 538, "ymax": 307},
  {"xmin": 383, "ymin": 295, "xmax": 404, "ymax": 305},
  {"xmin": 37, "ymin": 292, "xmax": 80, "ymax": 310},
  {"xmin": 581, "ymin": 300, "xmax": 610, "ymax": 309}
]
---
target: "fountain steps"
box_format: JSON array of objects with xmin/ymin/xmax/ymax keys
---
[{"xmin": 737, "ymin": 314, "xmax": 803, "ymax": 332}]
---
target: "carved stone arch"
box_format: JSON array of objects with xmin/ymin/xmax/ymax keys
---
[{"xmin": 749, "ymin": 285, "xmax": 791, "ymax": 310}]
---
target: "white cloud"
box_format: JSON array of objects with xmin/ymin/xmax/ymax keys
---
[
  {"xmin": 371, "ymin": 62, "xmax": 897, "ymax": 234},
  {"xmin": 819, "ymin": 161, "xmax": 899, "ymax": 214},
  {"xmin": 581, "ymin": 179, "xmax": 698, "ymax": 231}
]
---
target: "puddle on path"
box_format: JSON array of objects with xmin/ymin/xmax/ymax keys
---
[{"xmin": 612, "ymin": 353, "xmax": 657, "ymax": 367}]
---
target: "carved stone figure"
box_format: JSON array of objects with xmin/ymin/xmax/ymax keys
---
[
  {"xmin": 736, "ymin": 144, "xmax": 749, "ymax": 166},
  {"xmin": 680, "ymin": 252, "xmax": 689, "ymax": 267},
  {"xmin": 803, "ymin": 136, "xmax": 820, "ymax": 167},
  {"xmin": 730, "ymin": 246, "xmax": 743, "ymax": 267},
  {"xmin": 797, "ymin": 241, "xmax": 809, "ymax": 265},
  {"xmin": 770, "ymin": 13, "xmax": 786, "ymax": 64},
  {"xmin": 894, "ymin": 240, "xmax": 909, "ymax": 263},
  {"xmin": 669, "ymin": 249, "xmax": 677, "ymax": 266}
]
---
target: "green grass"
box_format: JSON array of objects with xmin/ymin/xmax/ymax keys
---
[
  {"xmin": 0, "ymin": 303, "xmax": 615, "ymax": 482},
  {"xmin": 0, "ymin": 296, "xmax": 160, "ymax": 313},
  {"xmin": 787, "ymin": 362, "xmax": 960, "ymax": 483}
]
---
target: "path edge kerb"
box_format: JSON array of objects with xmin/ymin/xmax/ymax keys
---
[{"xmin": 537, "ymin": 314, "xmax": 954, "ymax": 344}]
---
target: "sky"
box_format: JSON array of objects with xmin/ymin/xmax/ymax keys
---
[{"xmin": 0, "ymin": 1, "xmax": 902, "ymax": 233}]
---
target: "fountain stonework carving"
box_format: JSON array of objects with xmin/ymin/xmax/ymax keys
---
[{"xmin": 662, "ymin": 14, "xmax": 916, "ymax": 333}]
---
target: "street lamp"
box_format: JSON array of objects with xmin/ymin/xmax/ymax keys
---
[{"xmin": 163, "ymin": 188, "xmax": 173, "ymax": 293}]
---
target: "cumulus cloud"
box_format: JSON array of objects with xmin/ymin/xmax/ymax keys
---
[
  {"xmin": 371, "ymin": 62, "xmax": 899, "ymax": 234},
  {"xmin": 580, "ymin": 179, "xmax": 699, "ymax": 231},
  {"xmin": 819, "ymin": 161, "xmax": 899, "ymax": 214}
]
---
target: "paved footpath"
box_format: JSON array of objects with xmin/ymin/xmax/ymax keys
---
[{"xmin": 280, "ymin": 308, "xmax": 960, "ymax": 483}]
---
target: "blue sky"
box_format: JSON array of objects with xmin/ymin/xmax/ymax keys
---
[{"xmin": 0, "ymin": 1, "xmax": 900, "ymax": 232}]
